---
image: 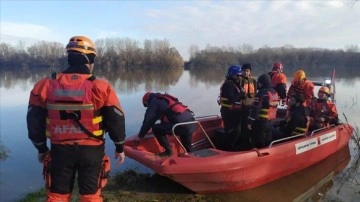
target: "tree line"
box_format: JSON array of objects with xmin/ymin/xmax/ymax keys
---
[
  {"xmin": 0, "ymin": 38, "xmax": 184, "ymax": 74},
  {"xmin": 186, "ymin": 44, "xmax": 360, "ymax": 77},
  {"xmin": 1, "ymin": 37, "xmax": 359, "ymax": 77}
]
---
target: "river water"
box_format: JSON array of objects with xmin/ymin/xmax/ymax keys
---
[{"xmin": 0, "ymin": 70, "xmax": 359, "ymax": 201}]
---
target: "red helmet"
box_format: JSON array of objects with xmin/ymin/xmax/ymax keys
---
[
  {"xmin": 142, "ymin": 92, "xmax": 153, "ymax": 107},
  {"xmin": 272, "ymin": 62, "xmax": 283, "ymax": 72}
]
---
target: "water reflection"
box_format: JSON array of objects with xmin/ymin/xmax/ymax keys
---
[
  {"xmin": 2, "ymin": 68, "xmax": 360, "ymax": 92},
  {"xmin": 208, "ymin": 146, "xmax": 351, "ymax": 202}
]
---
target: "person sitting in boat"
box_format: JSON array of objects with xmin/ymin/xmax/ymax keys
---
[
  {"xmin": 272, "ymin": 94, "xmax": 310, "ymax": 140},
  {"xmin": 248, "ymin": 74, "xmax": 279, "ymax": 148},
  {"xmin": 287, "ymin": 70, "xmax": 314, "ymax": 107},
  {"xmin": 309, "ymin": 86, "xmax": 338, "ymax": 131},
  {"xmin": 268, "ymin": 62, "xmax": 287, "ymax": 105},
  {"xmin": 136, "ymin": 92, "xmax": 196, "ymax": 157},
  {"xmin": 218, "ymin": 65, "xmax": 246, "ymax": 150}
]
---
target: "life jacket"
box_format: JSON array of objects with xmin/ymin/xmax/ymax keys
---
[
  {"xmin": 311, "ymin": 100, "xmax": 337, "ymax": 127},
  {"xmin": 287, "ymin": 79, "xmax": 314, "ymax": 106},
  {"xmin": 241, "ymin": 77, "xmax": 256, "ymax": 106},
  {"xmin": 157, "ymin": 93, "xmax": 190, "ymax": 123},
  {"xmin": 45, "ymin": 73, "xmax": 104, "ymax": 142},
  {"xmin": 218, "ymin": 81, "xmax": 243, "ymax": 110},
  {"xmin": 268, "ymin": 71, "xmax": 287, "ymax": 88},
  {"xmin": 258, "ymin": 90, "xmax": 279, "ymax": 120}
]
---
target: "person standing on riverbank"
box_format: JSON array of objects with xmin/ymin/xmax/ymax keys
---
[{"xmin": 27, "ymin": 36, "xmax": 126, "ymax": 201}]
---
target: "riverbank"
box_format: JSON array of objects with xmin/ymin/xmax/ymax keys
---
[{"xmin": 19, "ymin": 169, "xmax": 218, "ymax": 202}]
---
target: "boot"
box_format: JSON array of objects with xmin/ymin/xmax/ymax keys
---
[{"xmin": 156, "ymin": 147, "xmax": 173, "ymax": 157}]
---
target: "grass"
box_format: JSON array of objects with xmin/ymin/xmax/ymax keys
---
[
  {"xmin": 0, "ymin": 139, "xmax": 10, "ymax": 161},
  {"xmin": 19, "ymin": 169, "xmax": 216, "ymax": 202}
]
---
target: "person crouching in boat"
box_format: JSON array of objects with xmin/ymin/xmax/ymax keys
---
[
  {"xmin": 218, "ymin": 65, "xmax": 246, "ymax": 150},
  {"xmin": 136, "ymin": 92, "xmax": 196, "ymax": 157},
  {"xmin": 309, "ymin": 86, "xmax": 338, "ymax": 131},
  {"xmin": 248, "ymin": 74, "xmax": 279, "ymax": 148},
  {"xmin": 287, "ymin": 70, "xmax": 314, "ymax": 107},
  {"xmin": 272, "ymin": 94, "xmax": 310, "ymax": 140}
]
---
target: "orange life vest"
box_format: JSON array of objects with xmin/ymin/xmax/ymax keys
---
[
  {"xmin": 287, "ymin": 79, "xmax": 314, "ymax": 106},
  {"xmin": 157, "ymin": 94, "xmax": 190, "ymax": 123},
  {"xmin": 45, "ymin": 73, "xmax": 104, "ymax": 142},
  {"xmin": 258, "ymin": 90, "xmax": 279, "ymax": 120}
]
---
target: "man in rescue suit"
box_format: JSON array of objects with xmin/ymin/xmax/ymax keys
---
[
  {"xmin": 268, "ymin": 62, "xmax": 287, "ymax": 104},
  {"xmin": 248, "ymin": 74, "xmax": 279, "ymax": 148},
  {"xmin": 136, "ymin": 92, "xmax": 195, "ymax": 157},
  {"xmin": 309, "ymin": 86, "xmax": 338, "ymax": 131},
  {"xmin": 287, "ymin": 70, "xmax": 314, "ymax": 107},
  {"xmin": 27, "ymin": 36, "xmax": 126, "ymax": 201},
  {"xmin": 218, "ymin": 65, "xmax": 246, "ymax": 150},
  {"xmin": 272, "ymin": 94, "xmax": 310, "ymax": 140},
  {"xmin": 239, "ymin": 63, "xmax": 257, "ymax": 150}
]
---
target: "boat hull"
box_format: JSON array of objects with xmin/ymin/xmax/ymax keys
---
[{"xmin": 124, "ymin": 116, "xmax": 353, "ymax": 194}]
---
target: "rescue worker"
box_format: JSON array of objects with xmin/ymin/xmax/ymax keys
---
[
  {"xmin": 272, "ymin": 94, "xmax": 310, "ymax": 140},
  {"xmin": 248, "ymin": 74, "xmax": 279, "ymax": 148},
  {"xmin": 268, "ymin": 62, "xmax": 287, "ymax": 104},
  {"xmin": 136, "ymin": 92, "xmax": 195, "ymax": 157},
  {"xmin": 309, "ymin": 86, "xmax": 338, "ymax": 131},
  {"xmin": 218, "ymin": 65, "xmax": 246, "ymax": 150},
  {"xmin": 239, "ymin": 63, "xmax": 257, "ymax": 150},
  {"xmin": 27, "ymin": 36, "xmax": 126, "ymax": 201},
  {"xmin": 287, "ymin": 70, "xmax": 314, "ymax": 107}
]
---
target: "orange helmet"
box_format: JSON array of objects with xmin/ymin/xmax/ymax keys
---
[
  {"xmin": 66, "ymin": 36, "xmax": 97, "ymax": 56},
  {"xmin": 142, "ymin": 92, "xmax": 153, "ymax": 107},
  {"xmin": 293, "ymin": 70, "xmax": 306, "ymax": 81},
  {"xmin": 319, "ymin": 86, "xmax": 330, "ymax": 95}
]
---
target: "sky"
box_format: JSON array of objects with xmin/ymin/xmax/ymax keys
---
[{"xmin": 0, "ymin": 0, "xmax": 359, "ymax": 60}]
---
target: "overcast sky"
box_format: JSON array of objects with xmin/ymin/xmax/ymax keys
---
[{"xmin": 1, "ymin": 0, "xmax": 359, "ymax": 60}]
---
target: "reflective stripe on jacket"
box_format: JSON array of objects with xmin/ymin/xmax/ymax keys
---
[
  {"xmin": 249, "ymin": 88, "xmax": 279, "ymax": 121},
  {"xmin": 219, "ymin": 80, "xmax": 244, "ymax": 110},
  {"xmin": 45, "ymin": 73, "xmax": 104, "ymax": 141}
]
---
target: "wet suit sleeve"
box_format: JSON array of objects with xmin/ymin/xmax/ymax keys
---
[
  {"xmin": 27, "ymin": 79, "xmax": 49, "ymax": 153},
  {"xmin": 96, "ymin": 81, "xmax": 126, "ymax": 153},
  {"xmin": 138, "ymin": 100, "xmax": 164, "ymax": 138}
]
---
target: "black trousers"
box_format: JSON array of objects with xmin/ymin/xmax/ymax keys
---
[
  {"xmin": 251, "ymin": 120, "xmax": 273, "ymax": 148},
  {"xmin": 220, "ymin": 107, "xmax": 242, "ymax": 150},
  {"xmin": 152, "ymin": 112, "xmax": 195, "ymax": 152},
  {"xmin": 49, "ymin": 143, "xmax": 105, "ymax": 195}
]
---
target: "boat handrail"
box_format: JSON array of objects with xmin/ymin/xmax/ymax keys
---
[
  {"xmin": 195, "ymin": 115, "xmax": 220, "ymax": 120},
  {"xmin": 309, "ymin": 124, "xmax": 335, "ymax": 136},
  {"xmin": 172, "ymin": 121, "xmax": 217, "ymax": 154},
  {"xmin": 268, "ymin": 134, "xmax": 306, "ymax": 148}
]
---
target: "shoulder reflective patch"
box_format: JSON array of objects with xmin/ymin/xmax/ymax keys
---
[
  {"xmin": 114, "ymin": 108, "xmax": 124, "ymax": 116},
  {"xmin": 295, "ymin": 138, "xmax": 318, "ymax": 155},
  {"xmin": 319, "ymin": 131, "xmax": 337, "ymax": 145}
]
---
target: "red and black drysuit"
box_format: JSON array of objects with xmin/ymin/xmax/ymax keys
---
[
  {"xmin": 138, "ymin": 93, "xmax": 195, "ymax": 153},
  {"xmin": 248, "ymin": 74, "xmax": 279, "ymax": 148},
  {"xmin": 272, "ymin": 104, "xmax": 309, "ymax": 140},
  {"xmin": 268, "ymin": 70, "xmax": 287, "ymax": 103},
  {"xmin": 219, "ymin": 78, "xmax": 246, "ymax": 150},
  {"xmin": 27, "ymin": 64, "xmax": 125, "ymax": 201}
]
